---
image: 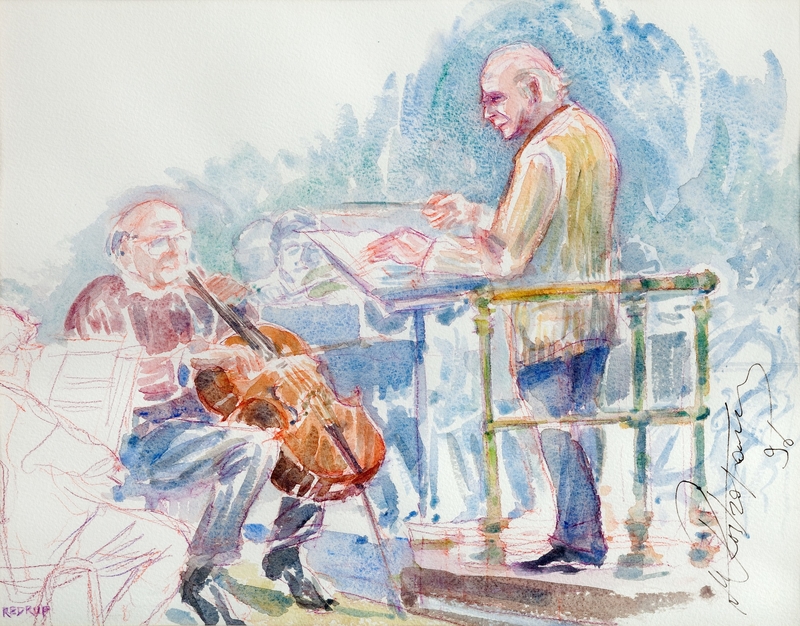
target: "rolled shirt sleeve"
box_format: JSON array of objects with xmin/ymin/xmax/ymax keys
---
[
  {"xmin": 422, "ymin": 153, "xmax": 561, "ymax": 279},
  {"xmin": 422, "ymin": 104, "xmax": 619, "ymax": 364}
]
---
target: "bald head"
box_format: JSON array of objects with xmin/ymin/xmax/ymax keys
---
[
  {"xmin": 484, "ymin": 43, "xmax": 560, "ymax": 77},
  {"xmin": 108, "ymin": 200, "xmax": 192, "ymax": 290},
  {"xmin": 480, "ymin": 43, "xmax": 567, "ymax": 140},
  {"xmin": 112, "ymin": 200, "xmax": 184, "ymax": 240}
]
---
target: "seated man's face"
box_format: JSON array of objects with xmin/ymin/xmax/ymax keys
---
[{"xmin": 120, "ymin": 203, "xmax": 192, "ymax": 290}]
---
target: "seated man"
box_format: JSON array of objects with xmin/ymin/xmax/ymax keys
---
[
  {"xmin": 65, "ymin": 200, "xmax": 334, "ymax": 624},
  {"xmin": 0, "ymin": 305, "xmax": 188, "ymax": 625}
]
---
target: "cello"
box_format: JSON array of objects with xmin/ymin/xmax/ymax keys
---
[{"xmin": 186, "ymin": 271, "xmax": 386, "ymax": 502}]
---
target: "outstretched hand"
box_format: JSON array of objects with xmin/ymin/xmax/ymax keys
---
[
  {"xmin": 422, "ymin": 192, "xmax": 479, "ymax": 230},
  {"xmin": 362, "ymin": 228, "xmax": 432, "ymax": 267}
]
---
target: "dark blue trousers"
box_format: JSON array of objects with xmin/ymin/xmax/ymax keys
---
[
  {"xmin": 116, "ymin": 392, "xmax": 321, "ymax": 566},
  {"xmin": 516, "ymin": 346, "xmax": 609, "ymax": 564}
]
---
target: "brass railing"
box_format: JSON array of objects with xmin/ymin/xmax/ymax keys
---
[{"xmin": 470, "ymin": 270, "xmax": 718, "ymax": 573}]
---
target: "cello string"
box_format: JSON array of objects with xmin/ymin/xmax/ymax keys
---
[
  {"xmin": 186, "ymin": 271, "xmax": 278, "ymax": 358},
  {"xmin": 187, "ymin": 272, "xmax": 402, "ymax": 611},
  {"xmin": 293, "ymin": 380, "xmax": 401, "ymax": 613}
]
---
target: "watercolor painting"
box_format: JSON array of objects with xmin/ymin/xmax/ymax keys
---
[{"xmin": 1, "ymin": 1, "xmax": 798, "ymax": 624}]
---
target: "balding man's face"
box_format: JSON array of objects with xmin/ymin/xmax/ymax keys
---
[
  {"xmin": 480, "ymin": 63, "xmax": 533, "ymax": 140},
  {"xmin": 119, "ymin": 203, "xmax": 192, "ymax": 290}
]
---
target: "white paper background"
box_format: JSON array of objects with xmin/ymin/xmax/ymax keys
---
[
  {"xmin": 1, "ymin": 0, "xmax": 798, "ymax": 284},
  {"xmin": 1, "ymin": 1, "xmax": 798, "ymax": 624}
]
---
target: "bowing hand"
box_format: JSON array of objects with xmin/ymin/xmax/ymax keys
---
[
  {"xmin": 190, "ymin": 343, "xmax": 267, "ymax": 383},
  {"xmin": 204, "ymin": 273, "xmax": 248, "ymax": 303}
]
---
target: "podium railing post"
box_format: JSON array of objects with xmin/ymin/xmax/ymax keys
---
[
  {"xmin": 617, "ymin": 297, "xmax": 659, "ymax": 577},
  {"xmin": 474, "ymin": 294, "xmax": 504, "ymax": 565}
]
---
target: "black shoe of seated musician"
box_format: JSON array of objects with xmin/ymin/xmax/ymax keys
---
[
  {"xmin": 182, "ymin": 562, "xmax": 220, "ymax": 625},
  {"xmin": 181, "ymin": 561, "xmax": 246, "ymax": 625},
  {"xmin": 519, "ymin": 545, "xmax": 604, "ymax": 569},
  {"xmin": 262, "ymin": 546, "xmax": 336, "ymax": 611}
]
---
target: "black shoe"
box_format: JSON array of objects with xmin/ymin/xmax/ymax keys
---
[
  {"xmin": 181, "ymin": 561, "xmax": 246, "ymax": 625},
  {"xmin": 284, "ymin": 569, "xmax": 338, "ymax": 611},
  {"xmin": 262, "ymin": 546, "xmax": 336, "ymax": 612},
  {"xmin": 182, "ymin": 562, "xmax": 220, "ymax": 625},
  {"xmin": 262, "ymin": 545, "xmax": 300, "ymax": 581},
  {"xmin": 518, "ymin": 545, "xmax": 605, "ymax": 569}
]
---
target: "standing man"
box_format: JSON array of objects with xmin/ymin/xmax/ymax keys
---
[
  {"xmin": 66, "ymin": 200, "xmax": 334, "ymax": 624},
  {"xmin": 367, "ymin": 43, "xmax": 618, "ymax": 567}
]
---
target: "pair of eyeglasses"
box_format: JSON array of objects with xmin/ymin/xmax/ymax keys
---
[{"xmin": 137, "ymin": 230, "xmax": 192, "ymax": 256}]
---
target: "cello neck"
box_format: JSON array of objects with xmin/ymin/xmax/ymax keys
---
[{"xmin": 186, "ymin": 271, "xmax": 278, "ymax": 358}]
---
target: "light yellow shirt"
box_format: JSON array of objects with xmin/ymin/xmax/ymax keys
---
[{"xmin": 423, "ymin": 104, "xmax": 619, "ymax": 364}]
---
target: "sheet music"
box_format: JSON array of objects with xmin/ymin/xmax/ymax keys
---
[
  {"xmin": 306, "ymin": 230, "xmax": 490, "ymax": 311},
  {"xmin": 306, "ymin": 230, "xmax": 423, "ymax": 296},
  {"xmin": 42, "ymin": 339, "xmax": 143, "ymax": 451}
]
